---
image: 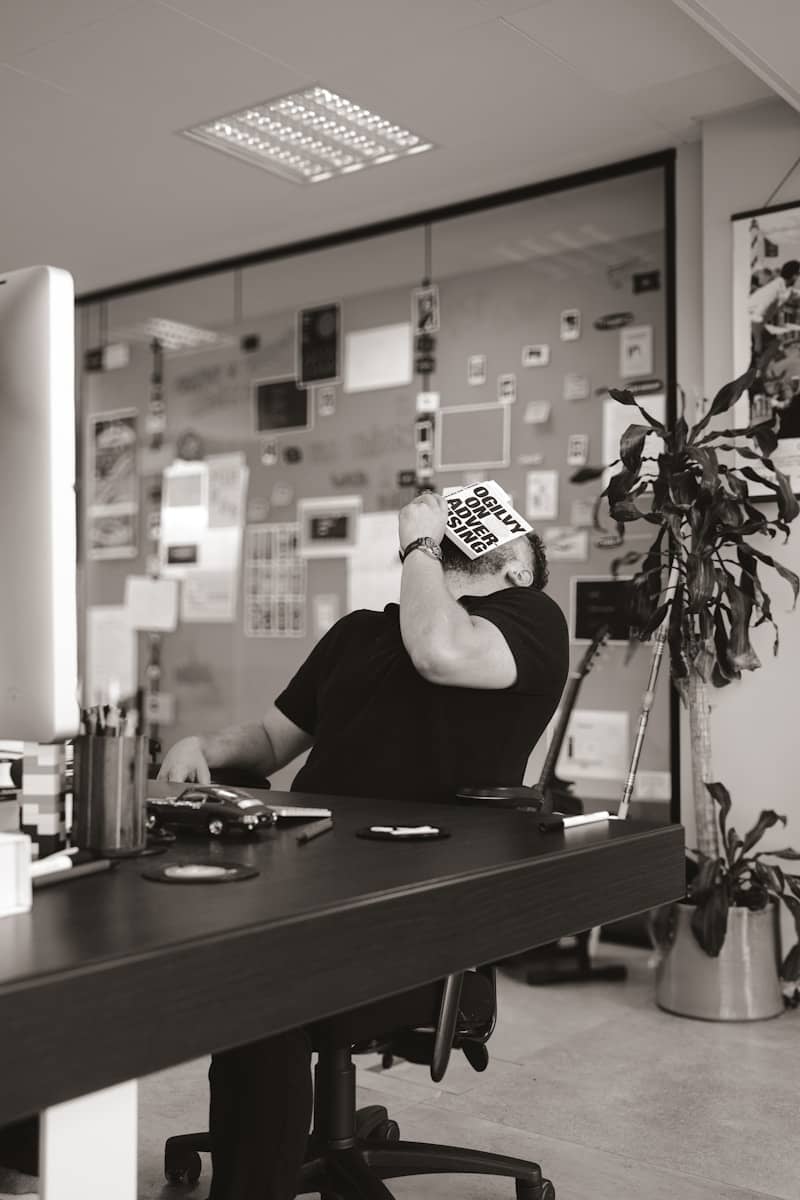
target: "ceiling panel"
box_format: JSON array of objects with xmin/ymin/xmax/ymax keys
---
[
  {"xmin": 508, "ymin": 0, "xmax": 732, "ymax": 94},
  {"xmin": 161, "ymin": 0, "xmax": 496, "ymax": 74},
  {"xmin": 6, "ymin": 0, "xmax": 305, "ymax": 124},
  {"xmin": 672, "ymin": 0, "xmax": 800, "ymax": 111},
  {"xmin": 0, "ymin": 0, "xmax": 137, "ymax": 57},
  {"xmin": 635, "ymin": 60, "xmax": 773, "ymax": 137}
]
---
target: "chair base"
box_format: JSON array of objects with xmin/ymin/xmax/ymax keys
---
[
  {"xmin": 299, "ymin": 1126, "xmax": 555, "ymax": 1200},
  {"xmin": 164, "ymin": 1106, "xmax": 556, "ymax": 1199}
]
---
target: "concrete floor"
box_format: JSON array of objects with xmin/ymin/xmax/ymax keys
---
[{"xmin": 135, "ymin": 946, "xmax": 800, "ymax": 1200}]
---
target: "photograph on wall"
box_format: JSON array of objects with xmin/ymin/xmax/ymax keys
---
[
  {"xmin": 88, "ymin": 510, "xmax": 138, "ymax": 560},
  {"xmin": 619, "ymin": 325, "xmax": 653, "ymax": 378},
  {"xmin": 467, "ymin": 354, "xmax": 487, "ymax": 385},
  {"xmin": 297, "ymin": 495, "xmax": 362, "ymax": 558},
  {"xmin": 244, "ymin": 523, "xmax": 306, "ymax": 638},
  {"xmin": 298, "ymin": 302, "xmax": 341, "ymax": 386},
  {"xmin": 521, "ymin": 343, "xmax": 550, "ymax": 367},
  {"xmin": 413, "ymin": 284, "xmax": 440, "ymax": 334},
  {"xmin": 89, "ymin": 409, "xmax": 138, "ymax": 510},
  {"xmin": 497, "ymin": 373, "xmax": 516, "ymax": 404},
  {"xmin": 254, "ymin": 377, "xmax": 313, "ymax": 436},
  {"xmin": 732, "ymin": 201, "xmax": 800, "ymax": 495},
  {"xmin": 88, "ymin": 409, "xmax": 139, "ymax": 559},
  {"xmin": 560, "ymin": 308, "xmax": 581, "ymax": 341},
  {"xmin": 525, "ymin": 469, "xmax": 559, "ymax": 521}
]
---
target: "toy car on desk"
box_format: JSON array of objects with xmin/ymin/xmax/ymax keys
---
[{"xmin": 146, "ymin": 785, "xmax": 278, "ymax": 838}]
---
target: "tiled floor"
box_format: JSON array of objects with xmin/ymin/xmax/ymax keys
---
[{"xmin": 137, "ymin": 947, "xmax": 799, "ymax": 1200}]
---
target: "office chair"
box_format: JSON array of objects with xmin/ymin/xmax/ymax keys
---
[{"xmin": 162, "ymin": 771, "xmax": 555, "ymax": 1199}]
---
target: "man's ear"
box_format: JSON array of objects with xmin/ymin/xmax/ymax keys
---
[{"xmin": 506, "ymin": 558, "xmax": 533, "ymax": 588}]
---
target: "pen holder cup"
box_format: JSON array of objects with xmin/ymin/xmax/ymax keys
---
[{"xmin": 72, "ymin": 735, "xmax": 148, "ymax": 856}]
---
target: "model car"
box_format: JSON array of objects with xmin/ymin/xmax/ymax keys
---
[{"xmin": 147, "ymin": 784, "xmax": 278, "ymax": 838}]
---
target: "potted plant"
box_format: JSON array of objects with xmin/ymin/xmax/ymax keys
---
[
  {"xmin": 574, "ymin": 359, "xmax": 800, "ymax": 1016},
  {"xmin": 653, "ymin": 781, "xmax": 800, "ymax": 1019}
]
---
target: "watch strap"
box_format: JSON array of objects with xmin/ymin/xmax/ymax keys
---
[{"xmin": 400, "ymin": 536, "xmax": 443, "ymax": 563}]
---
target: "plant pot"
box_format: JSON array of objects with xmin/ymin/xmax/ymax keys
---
[{"xmin": 655, "ymin": 901, "xmax": 783, "ymax": 1021}]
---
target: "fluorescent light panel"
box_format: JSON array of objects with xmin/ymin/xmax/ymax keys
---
[
  {"xmin": 181, "ymin": 85, "xmax": 434, "ymax": 184},
  {"xmin": 113, "ymin": 318, "xmax": 234, "ymax": 352}
]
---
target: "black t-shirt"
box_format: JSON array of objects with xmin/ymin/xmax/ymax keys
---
[{"xmin": 276, "ymin": 587, "xmax": 569, "ymax": 804}]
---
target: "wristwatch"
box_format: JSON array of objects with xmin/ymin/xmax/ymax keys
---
[{"xmin": 399, "ymin": 536, "xmax": 443, "ymax": 564}]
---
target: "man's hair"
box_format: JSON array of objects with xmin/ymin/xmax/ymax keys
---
[
  {"xmin": 440, "ymin": 530, "xmax": 549, "ymax": 590},
  {"xmin": 781, "ymin": 260, "xmax": 800, "ymax": 282}
]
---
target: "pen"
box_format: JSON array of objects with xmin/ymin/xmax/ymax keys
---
[{"xmin": 296, "ymin": 816, "xmax": 334, "ymax": 845}]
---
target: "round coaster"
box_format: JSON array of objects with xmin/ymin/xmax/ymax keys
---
[
  {"xmin": 356, "ymin": 825, "xmax": 449, "ymax": 842},
  {"xmin": 142, "ymin": 860, "xmax": 259, "ymax": 884}
]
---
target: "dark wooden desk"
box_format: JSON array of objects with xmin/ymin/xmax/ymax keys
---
[{"xmin": 0, "ymin": 787, "xmax": 683, "ymax": 1132}]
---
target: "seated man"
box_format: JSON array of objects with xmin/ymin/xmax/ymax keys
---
[{"xmin": 159, "ymin": 491, "xmax": 569, "ymax": 1200}]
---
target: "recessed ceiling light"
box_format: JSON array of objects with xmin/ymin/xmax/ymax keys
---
[
  {"xmin": 113, "ymin": 318, "xmax": 234, "ymax": 352},
  {"xmin": 180, "ymin": 85, "xmax": 435, "ymax": 184}
]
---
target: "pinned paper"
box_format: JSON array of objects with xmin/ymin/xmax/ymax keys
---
[
  {"xmin": 570, "ymin": 497, "xmax": 595, "ymax": 528},
  {"xmin": 560, "ymin": 308, "xmax": 581, "ymax": 341},
  {"xmin": 467, "ymin": 355, "xmax": 487, "ymax": 386},
  {"xmin": 445, "ymin": 481, "xmax": 531, "ymax": 560},
  {"xmin": 542, "ymin": 527, "xmax": 589, "ymax": 561},
  {"xmin": 524, "ymin": 400, "xmax": 551, "ymax": 425},
  {"xmin": 125, "ymin": 576, "xmax": 179, "ymax": 632},
  {"xmin": 563, "ymin": 373, "xmax": 590, "ymax": 401},
  {"xmin": 566, "ymin": 433, "xmax": 589, "ymax": 467}
]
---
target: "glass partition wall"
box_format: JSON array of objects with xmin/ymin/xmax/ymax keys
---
[{"xmin": 76, "ymin": 151, "xmax": 678, "ymax": 814}]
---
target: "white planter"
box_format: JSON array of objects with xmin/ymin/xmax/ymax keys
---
[{"xmin": 655, "ymin": 901, "xmax": 784, "ymax": 1021}]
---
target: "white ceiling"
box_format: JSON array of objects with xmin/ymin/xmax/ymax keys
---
[{"xmin": 0, "ymin": 0, "xmax": 779, "ymax": 295}]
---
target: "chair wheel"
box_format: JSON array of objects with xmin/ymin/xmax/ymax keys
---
[
  {"xmin": 516, "ymin": 1180, "xmax": 554, "ymax": 1200},
  {"xmin": 368, "ymin": 1118, "xmax": 400, "ymax": 1142},
  {"xmin": 164, "ymin": 1148, "xmax": 202, "ymax": 1185}
]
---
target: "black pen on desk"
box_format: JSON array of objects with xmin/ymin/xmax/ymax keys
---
[{"xmin": 296, "ymin": 816, "xmax": 334, "ymax": 845}]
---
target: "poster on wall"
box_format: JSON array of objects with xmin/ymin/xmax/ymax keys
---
[
  {"xmin": 244, "ymin": 523, "xmax": 306, "ymax": 638},
  {"xmin": 619, "ymin": 325, "xmax": 653, "ymax": 378},
  {"xmin": 348, "ymin": 511, "xmax": 403, "ymax": 612},
  {"xmin": 435, "ymin": 403, "xmax": 510, "ymax": 471},
  {"xmin": 88, "ymin": 409, "xmax": 139, "ymax": 559},
  {"xmin": 525, "ymin": 470, "xmax": 559, "ymax": 521},
  {"xmin": 298, "ymin": 302, "xmax": 341, "ymax": 386},
  {"xmin": 344, "ymin": 323, "xmax": 412, "ymax": 393},
  {"xmin": 732, "ymin": 201, "xmax": 800, "ymax": 496}
]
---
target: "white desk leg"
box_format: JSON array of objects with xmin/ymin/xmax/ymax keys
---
[{"xmin": 40, "ymin": 1080, "xmax": 137, "ymax": 1200}]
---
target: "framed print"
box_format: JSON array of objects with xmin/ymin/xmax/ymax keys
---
[
  {"xmin": 297, "ymin": 495, "xmax": 362, "ymax": 558},
  {"xmin": 297, "ymin": 303, "xmax": 341, "ymax": 386},
  {"xmin": 619, "ymin": 325, "xmax": 653, "ymax": 379},
  {"xmin": 732, "ymin": 200, "xmax": 800, "ymax": 497},
  {"xmin": 413, "ymin": 284, "xmax": 440, "ymax": 334},
  {"xmin": 435, "ymin": 403, "xmax": 510, "ymax": 471},
  {"xmin": 254, "ymin": 377, "xmax": 313, "ymax": 436}
]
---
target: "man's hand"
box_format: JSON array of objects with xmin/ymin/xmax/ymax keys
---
[
  {"xmin": 399, "ymin": 492, "xmax": 448, "ymax": 553},
  {"xmin": 157, "ymin": 736, "xmax": 211, "ymax": 783}
]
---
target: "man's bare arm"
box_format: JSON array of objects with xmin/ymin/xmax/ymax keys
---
[{"xmin": 159, "ymin": 705, "xmax": 313, "ymax": 782}]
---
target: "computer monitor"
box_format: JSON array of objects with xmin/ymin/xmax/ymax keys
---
[{"xmin": 0, "ymin": 265, "xmax": 79, "ymax": 741}]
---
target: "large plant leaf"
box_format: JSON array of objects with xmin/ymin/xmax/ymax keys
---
[
  {"xmin": 686, "ymin": 553, "xmax": 716, "ymax": 612},
  {"xmin": 747, "ymin": 547, "xmax": 799, "ymax": 608},
  {"xmin": 724, "ymin": 577, "xmax": 761, "ymax": 671},
  {"xmin": 619, "ymin": 424, "xmax": 652, "ymax": 472},
  {"xmin": 608, "ymin": 388, "xmax": 666, "ymax": 432},
  {"xmin": 690, "ymin": 886, "xmax": 730, "ymax": 956},
  {"xmin": 759, "ymin": 848, "xmax": 800, "ymax": 861},
  {"xmin": 570, "ymin": 466, "xmax": 606, "ymax": 484},
  {"xmin": 752, "ymin": 861, "xmax": 785, "ymax": 895},
  {"xmin": 781, "ymin": 942, "xmax": 800, "ymax": 982},
  {"xmin": 689, "ymin": 855, "xmax": 722, "ymax": 901},
  {"xmin": 706, "ymin": 781, "xmax": 731, "ymax": 856},
  {"xmin": 691, "ymin": 365, "xmax": 756, "ymax": 438},
  {"xmin": 738, "ymin": 809, "xmax": 788, "ymax": 860},
  {"xmin": 741, "ymin": 466, "xmax": 800, "ymax": 524}
]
